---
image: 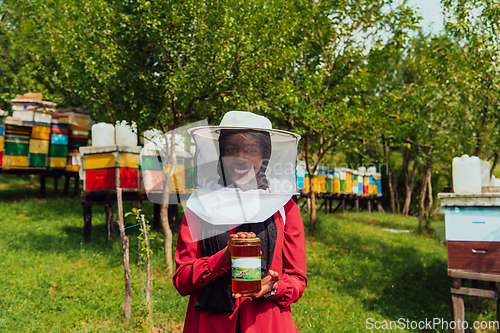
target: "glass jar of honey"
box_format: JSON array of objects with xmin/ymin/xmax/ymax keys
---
[{"xmin": 231, "ymin": 237, "xmax": 261, "ymax": 294}]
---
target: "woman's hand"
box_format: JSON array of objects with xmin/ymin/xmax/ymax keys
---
[
  {"xmin": 233, "ymin": 270, "xmax": 279, "ymax": 299},
  {"xmin": 223, "ymin": 231, "xmax": 256, "ymax": 263}
]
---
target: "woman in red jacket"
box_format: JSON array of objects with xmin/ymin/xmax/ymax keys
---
[{"xmin": 173, "ymin": 111, "xmax": 307, "ymax": 333}]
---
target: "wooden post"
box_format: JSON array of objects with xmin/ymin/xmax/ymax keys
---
[
  {"xmin": 40, "ymin": 175, "xmax": 46, "ymax": 198},
  {"xmin": 105, "ymin": 202, "xmax": 114, "ymax": 240},
  {"xmin": 63, "ymin": 175, "xmax": 70, "ymax": 197},
  {"xmin": 83, "ymin": 203, "xmax": 92, "ymax": 243},
  {"xmin": 377, "ymin": 200, "xmax": 385, "ymax": 213},
  {"xmin": 341, "ymin": 196, "xmax": 345, "ymax": 214},
  {"xmin": 497, "ymin": 282, "xmax": 500, "ymax": 333},
  {"xmin": 355, "ymin": 197, "xmax": 359, "ymax": 213},
  {"xmin": 53, "ymin": 177, "xmax": 59, "ymax": 198},
  {"xmin": 141, "ymin": 214, "xmax": 152, "ymax": 319},
  {"xmin": 367, "ymin": 198, "xmax": 372, "ymax": 213},
  {"xmin": 74, "ymin": 173, "xmax": 80, "ymax": 196},
  {"xmin": 452, "ymin": 278, "xmax": 465, "ymax": 333},
  {"xmin": 325, "ymin": 197, "xmax": 329, "ymax": 215},
  {"xmin": 116, "ymin": 188, "xmax": 132, "ymax": 323},
  {"xmin": 471, "ymin": 280, "xmax": 479, "ymax": 309}
]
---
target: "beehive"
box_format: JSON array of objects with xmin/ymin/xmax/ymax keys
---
[
  {"xmin": 80, "ymin": 146, "xmax": 141, "ymax": 191},
  {"xmin": 140, "ymin": 150, "xmax": 187, "ymax": 194},
  {"xmin": 3, "ymin": 119, "xmax": 32, "ymax": 170}
]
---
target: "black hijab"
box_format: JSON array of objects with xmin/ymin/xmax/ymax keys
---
[{"xmin": 194, "ymin": 128, "xmax": 277, "ymax": 313}]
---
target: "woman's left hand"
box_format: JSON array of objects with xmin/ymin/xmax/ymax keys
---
[{"xmin": 233, "ymin": 270, "xmax": 279, "ymax": 299}]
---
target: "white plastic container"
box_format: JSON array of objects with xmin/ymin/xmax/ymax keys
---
[
  {"xmin": 452, "ymin": 155, "xmax": 482, "ymax": 194},
  {"xmin": 481, "ymin": 160, "xmax": 491, "ymax": 187},
  {"xmin": 490, "ymin": 176, "xmax": 500, "ymax": 187},
  {"xmin": 115, "ymin": 121, "xmax": 137, "ymax": 147},
  {"xmin": 92, "ymin": 122, "xmax": 115, "ymax": 147}
]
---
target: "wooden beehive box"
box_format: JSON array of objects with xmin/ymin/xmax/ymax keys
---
[
  {"xmin": 80, "ymin": 145, "xmax": 141, "ymax": 191},
  {"xmin": 139, "ymin": 149, "xmax": 191, "ymax": 195},
  {"xmin": 439, "ymin": 193, "xmax": 500, "ymax": 275}
]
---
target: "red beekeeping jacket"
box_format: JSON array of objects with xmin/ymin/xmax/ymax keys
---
[{"xmin": 173, "ymin": 199, "xmax": 308, "ymax": 333}]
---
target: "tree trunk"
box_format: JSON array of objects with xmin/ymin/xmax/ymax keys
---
[
  {"xmin": 425, "ymin": 168, "xmax": 433, "ymax": 232},
  {"xmin": 309, "ymin": 178, "xmax": 316, "ymax": 226},
  {"xmin": 491, "ymin": 152, "xmax": 498, "ymax": 176},
  {"xmin": 402, "ymin": 160, "xmax": 418, "ymax": 216},
  {"xmin": 161, "ymin": 129, "xmax": 177, "ymax": 276},
  {"xmin": 116, "ymin": 188, "xmax": 132, "ymax": 323},
  {"xmin": 394, "ymin": 174, "xmax": 400, "ymax": 214},
  {"xmin": 141, "ymin": 215, "xmax": 152, "ymax": 318},
  {"xmin": 304, "ymin": 134, "xmax": 317, "ymax": 226},
  {"xmin": 382, "ymin": 136, "xmax": 396, "ymax": 213},
  {"xmin": 418, "ymin": 166, "xmax": 428, "ymax": 230}
]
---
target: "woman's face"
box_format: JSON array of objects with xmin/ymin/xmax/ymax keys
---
[{"xmin": 222, "ymin": 133, "xmax": 263, "ymax": 184}]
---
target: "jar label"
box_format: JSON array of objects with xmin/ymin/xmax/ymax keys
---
[{"xmin": 231, "ymin": 257, "xmax": 261, "ymax": 281}]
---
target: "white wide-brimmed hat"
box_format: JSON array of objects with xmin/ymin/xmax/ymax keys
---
[{"xmin": 187, "ymin": 111, "xmax": 300, "ymax": 141}]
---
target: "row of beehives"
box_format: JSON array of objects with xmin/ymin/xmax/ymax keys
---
[
  {"xmin": 79, "ymin": 146, "xmax": 195, "ymax": 194},
  {"xmin": 79, "ymin": 124, "xmax": 195, "ymax": 194},
  {"xmin": 296, "ymin": 162, "xmax": 382, "ymax": 196},
  {"xmin": 0, "ymin": 94, "xmax": 89, "ymax": 171}
]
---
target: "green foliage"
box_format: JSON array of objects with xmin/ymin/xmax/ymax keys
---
[
  {"xmin": 441, "ymin": 0, "xmax": 500, "ymax": 157},
  {"xmin": 125, "ymin": 208, "xmax": 155, "ymax": 266},
  {"xmin": 2, "ymin": 0, "xmax": 296, "ymax": 134}
]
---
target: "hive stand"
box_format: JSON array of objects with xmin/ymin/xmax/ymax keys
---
[
  {"xmin": 301, "ymin": 192, "xmax": 384, "ymax": 214},
  {"xmin": 81, "ymin": 189, "xmax": 183, "ymax": 242},
  {"xmin": 449, "ymin": 270, "xmax": 500, "ymax": 333},
  {"xmin": 0, "ymin": 168, "xmax": 79, "ymax": 198}
]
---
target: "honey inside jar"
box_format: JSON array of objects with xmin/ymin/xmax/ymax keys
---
[{"xmin": 231, "ymin": 237, "xmax": 261, "ymax": 294}]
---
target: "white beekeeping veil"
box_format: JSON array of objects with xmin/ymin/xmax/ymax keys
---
[{"xmin": 186, "ymin": 111, "xmax": 300, "ymax": 226}]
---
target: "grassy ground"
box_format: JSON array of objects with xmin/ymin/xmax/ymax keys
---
[{"xmin": 0, "ymin": 175, "xmax": 497, "ymax": 332}]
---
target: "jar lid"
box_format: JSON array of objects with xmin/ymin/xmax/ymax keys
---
[{"xmin": 231, "ymin": 237, "xmax": 260, "ymax": 243}]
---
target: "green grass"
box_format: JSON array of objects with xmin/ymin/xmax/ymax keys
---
[{"xmin": 0, "ymin": 175, "xmax": 497, "ymax": 332}]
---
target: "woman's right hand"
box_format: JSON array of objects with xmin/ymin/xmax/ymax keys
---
[{"xmin": 223, "ymin": 231, "xmax": 256, "ymax": 263}]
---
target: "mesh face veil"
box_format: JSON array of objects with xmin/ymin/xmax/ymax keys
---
[{"xmin": 185, "ymin": 112, "xmax": 300, "ymax": 226}]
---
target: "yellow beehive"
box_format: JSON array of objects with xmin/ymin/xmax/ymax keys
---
[
  {"xmin": 333, "ymin": 168, "xmax": 341, "ymax": 194},
  {"xmin": 66, "ymin": 164, "xmax": 80, "ymax": 172},
  {"xmin": 49, "ymin": 157, "xmax": 66, "ymax": 168},
  {"xmin": 345, "ymin": 169, "xmax": 353, "ymax": 193},
  {"xmin": 29, "ymin": 139, "xmax": 50, "ymax": 154},
  {"xmin": 31, "ymin": 126, "xmax": 51, "ymax": 140},
  {"xmin": 318, "ymin": 168, "xmax": 326, "ymax": 194},
  {"xmin": 3, "ymin": 155, "xmax": 29, "ymax": 169},
  {"xmin": 84, "ymin": 153, "xmax": 115, "ymax": 169},
  {"xmin": 118, "ymin": 153, "xmax": 139, "ymax": 169},
  {"xmin": 84, "ymin": 152, "xmax": 139, "ymax": 170},
  {"xmin": 303, "ymin": 174, "xmax": 310, "ymax": 193}
]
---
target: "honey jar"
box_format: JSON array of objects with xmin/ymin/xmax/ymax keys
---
[{"xmin": 231, "ymin": 237, "xmax": 261, "ymax": 293}]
